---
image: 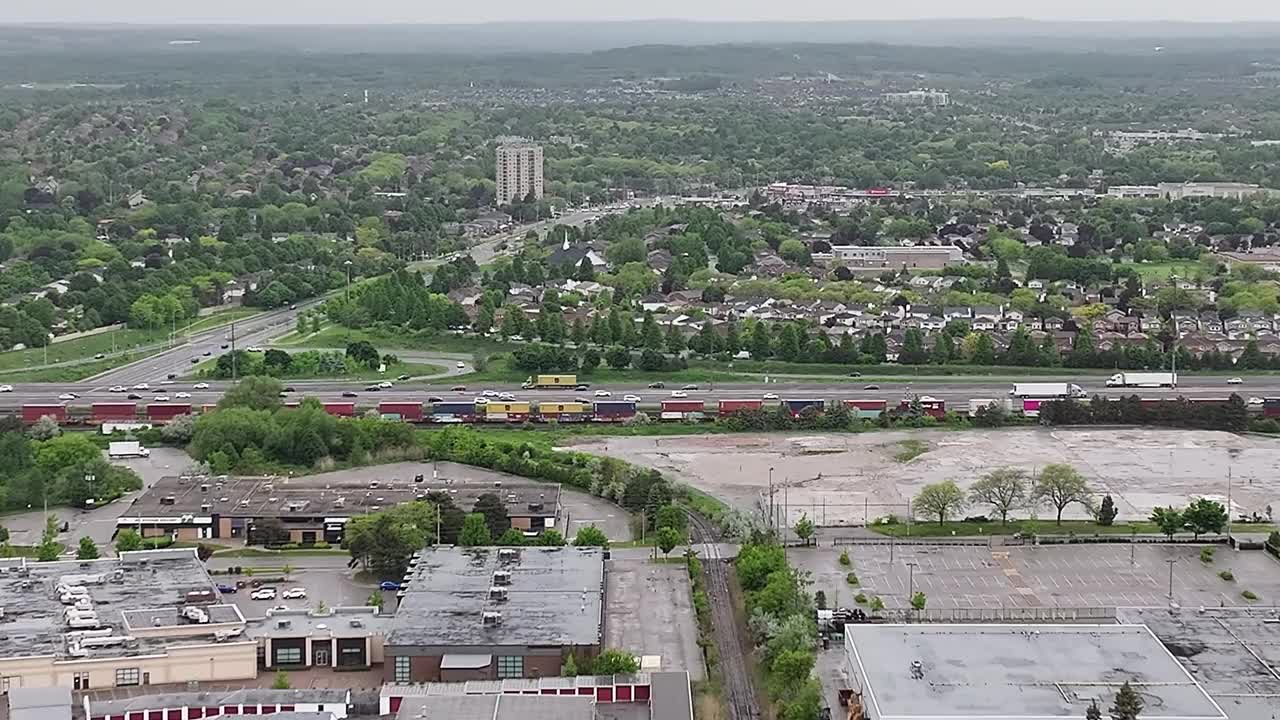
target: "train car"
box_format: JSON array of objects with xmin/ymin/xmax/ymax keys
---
[
  {"xmin": 321, "ymin": 401, "xmax": 356, "ymax": 418},
  {"xmin": 1264, "ymin": 398, "xmax": 1280, "ymax": 418},
  {"xmin": 200, "ymin": 403, "xmax": 219, "ymax": 415},
  {"xmin": 718, "ymin": 399, "xmax": 763, "ymax": 416},
  {"xmin": 536, "ymin": 401, "xmax": 590, "ymax": 423},
  {"xmin": 660, "ymin": 399, "xmax": 705, "ymax": 421},
  {"xmin": 593, "ymin": 400, "xmax": 637, "ymax": 422},
  {"xmin": 22, "ymin": 404, "xmax": 66, "ymax": 424},
  {"xmin": 430, "ymin": 401, "xmax": 479, "ymax": 423},
  {"xmin": 482, "ymin": 401, "xmax": 531, "ymax": 423},
  {"xmin": 146, "ymin": 403, "xmax": 192, "ymax": 423},
  {"xmin": 782, "ymin": 398, "xmax": 825, "ymax": 417},
  {"xmin": 843, "ymin": 399, "xmax": 887, "ymax": 419},
  {"xmin": 1021, "ymin": 398, "xmax": 1043, "ymax": 418},
  {"xmin": 92, "ymin": 402, "xmax": 138, "ymax": 424},
  {"xmin": 378, "ymin": 401, "xmax": 425, "ymax": 422},
  {"xmin": 900, "ymin": 396, "xmax": 946, "ymax": 419}
]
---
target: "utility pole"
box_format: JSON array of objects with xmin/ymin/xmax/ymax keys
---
[
  {"xmin": 907, "ymin": 561, "xmax": 919, "ymax": 621},
  {"xmin": 230, "ymin": 322, "xmax": 237, "ymax": 381},
  {"xmin": 344, "ymin": 260, "xmax": 353, "ymax": 300},
  {"xmin": 1166, "ymin": 558, "xmax": 1177, "ymax": 602},
  {"xmin": 1227, "ymin": 465, "xmax": 1233, "ymax": 538}
]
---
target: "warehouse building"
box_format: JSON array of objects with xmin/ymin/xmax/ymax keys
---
[
  {"xmin": 844, "ymin": 624, "xmax": 1227, "ymax": 720},
  {"xmin": 248, "ymin": 606, "xmax": 394, "ymax": 671},
  {"xmin": 116, "ymin": 465, "xmax": 562, "ymax": 545},
  {"xmin": 0, "ymin": 549, "xmax": 256, "ymax": 692},
  {"xmin": 383, "ymin": 546, "xmax": 605, "ymax": 683}
]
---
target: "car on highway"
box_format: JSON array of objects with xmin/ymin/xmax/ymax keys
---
[
  {"xmin": 250, "ymin": 587, "xmax": 276, "ymax": 601},
  {"xmin": 127, "ymin": 393, "xmax": 142, "ymax": 400},
  {"xmin": 451, "ymin": 385, "xmax": 467, "ymax": 392},
  {"xmin": 202, "ymin": 350, "xmax": 212, "ymax": 356},
  {"xmin": 378, "ymin": 381, "xmax": 393, "ymax": 389},
  {"xmin": 283, "ymin": 386, "xmax": 295, "ymax": 393},
  {"xmin": 176, "ymin": 392, "xmax": 191, "ymax": 399},
  {"xmin": 670, "ymin": 390, "xmax": 688, "ymax": 398},
  {"xmin": 681, "ymin": 384, "xmax": 699, "ymax": 391},
  {"xmin": 133, "ymin": 383, "xmax": 149, "ymax": 390},
  {"xmin": 456, "ymin": 361, "xmax": 466, "ymax": 369},
  {"xmin": 379, "ymin": 581, "xmax": 402, "ymax": 591},
  {"xmin": 58, "ymin": 392, "xmax": 77, "ymax": 400},
  {"xmin": 216, "ymin": 583, "xmax": 237, "ymax": 594},
  {"xmin": 623, "ymin": 394, "xmax": 641, "ymax": 402},
  {"xmin": 94, "ymin": 353, "xmax": 105, "ymax": 359},
  {"xmin": 1228, "ymin": 377, "xmax": 1244, "ymax": 384},
  {"xmin": 863, "ymin": 384, "xmax": 880, "ymax": 391},
  {"xmin": 191, "ymin": 357, "xmax": 200, "ymax": 364},
  {"xmin": 153, "ymin": 395, "xmax": 170, "ymax": 402},
  {"xmin": 594, "ymin": 389, "xmax": 612, "ymax": 397},
  {"xmin": 108, "ymin": 385, "xmax": 125, "ymax": 393},
  {"xmin": 0, "ymin": 385, "xmax": 11, "ymax": 393},
  {"xmin": 482, "ymin": 390, "xmax": 498, "ymax": 397},
  {"xmin": 1249, "ymin": 397, "xmax": 1265, "ymax": 405},
  {"xmin": 427, "ymin": 396, "xmax": 444, "ymax": 403},
  {"xmin": 160, "ymin": 380, "xmax": 174, "ymax": 385},
  {"xmin": 647, "ymin": 381, "xmax": 665, "ymax": 389},
  {"xmin": 364, "ymin": 384, "xmax": 382, "ymax": 392},
  {"xmin": 194, "ymin": 383, "xmax": 209, "ymax": 390},
  {"xmin": 763, "ymin": 392, "xmax": 779, "ymax": 400},
  {"xmin": 475, "ymin": 397, "xmax": 489, "ymax": 404},
  {"xmin": 498, "ymin": 392, "xmax": 516, "ymax": 401},
  {"xmin": 282, "ymin": 588, "xmax": 307, "ymax": 600},
  {"xmin": 398, "ymin": 374, "xmax": 411, "ymax": 381},
  {"xmin": 342, "ymin": 391, "xmax": 358, "ymax": 398},
  {"xmin": 247, "ymin": 346, "xmax": 263, "ymax": 352}
]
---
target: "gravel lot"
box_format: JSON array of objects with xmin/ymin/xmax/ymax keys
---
[
  {"xmin": 605, "ymin": 558, "xmax": 705, "ymax": 680},
  {"xmin": 573, "ymin": 428, "xmax": 1280, "ymax": 527}
]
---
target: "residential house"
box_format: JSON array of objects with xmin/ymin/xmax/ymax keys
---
[
  {"xmin": 943, "ymin": 306, "xmax": 972, "ymax": 320},
  {"xmin": 1040, "ymin": 316, "xmax": 1066, "ymax": 332},
  {"xmin": 1199, "ymin": 312, "xmax": 1224, "ymax": 334},
  {"xmin": 639, "ymin": 294, "xmax": 668, "ymax": 312}
]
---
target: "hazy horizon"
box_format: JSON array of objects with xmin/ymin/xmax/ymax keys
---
[{"xmin": 5, "ymin": 1, "xmax": 1280, "ymax": 24}]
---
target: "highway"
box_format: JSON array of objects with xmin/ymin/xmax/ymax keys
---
[{"xmin": 0, "ymin": 374, "xmax": 1267, "ymax": 410}]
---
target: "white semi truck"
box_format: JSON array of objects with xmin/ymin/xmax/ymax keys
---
[
  {"xmin": 1104, "ymin": 372, "xmax": 1177, "ymax": 388},
  {"xmin": 1009, "ymin": 383, "xmax": 1086, "ymax": 398}
]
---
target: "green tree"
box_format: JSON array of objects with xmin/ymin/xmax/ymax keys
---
[
  {"xmin": 910, "ymin": 591, "xmax": 927, "ymax": 611},
  {"xmin": 1150, "ymin": 506, "xmax": 1185, "ymax": 539},
  {"xmin": 34, "ymin": 433, "xmax": 101, "ymax": 475},
  {"xmin": 458, "ymin": 513, "xmax": 491, "ymax": 546},
  {"xmin": 76, "ymin": 536, "xmax": 99, "ymax": 560},
  {"xmin": 591, "ymin": 649, "xmax": 639, "ymax": 675},
  {"xmin": 573, "ymin": 525, "xmax": 609, "ymax": 548},
  {"xmin": 641, "ymin": 312, "xmax": 663, "ymax": 350},
  {"xmin": 562, "ymin": 653, "xmax": 580, "ymax": 676},
  {"xmin": 1109, "ymin": 681, "xmax": 1144, "ymax": 720},
  {"xmin": 972, "ymin": 333, "xmax": 997, "ymax": 365},
  {"xmin": 968, "ymin": 469, "xmax": 1028, "ymax": 525},
  {"xmin": 1097, "ymin": 495, "xmax": 1119, "ymax": 526},
  {"xmin": 535, "ymin": 529, "xmax": 566, "ymax": 546},
  {"xmin": 793, "ymin": 514, "xmax": 815, "ymax": 546},
  {"xmin": 1032, "ymin": 464, "xmax": 1093, "ymax": 525},
  {"xmin": 344, "ymin": 501, "xmax": 439, "ymax": 578},
  {"xmin": 346, "ymin": 340, "xmax": 380, "ymax": 368},
  {"xmin": 656, "ymin": 527, "xmax": 681, "ymax": 558},
  {"xmin": 900, "ymin": 328, "xmax": 927, "ymax": 364},
  {"xmin": 115, "ymin": 529, "xmax": 143, "ymax": 552},
  {"xmin": 914, "ymin": 480, "xmax": 968, "ymax": 525},
  {"xmin": 472, "ymin": 493, "xmax": 510, "ymax": 538},
  {"xmin": 931, "ymin": 333, "xmax": 953, "ymax": 364},
  {"xmin": 749, "ymin": 322, "xmax": 772, "ymax": 359},
  {"xmin": 495, "ymin": 528, "xmax": 527, "ymax": 546},
  {"xmin": 1087, "ymin": 700, "xmax": 1102, "ymax": 720},
  {"xmin": 218, "ymin": 376, "xmax": 283, "ymax": 411},
  {"xmin": 272, "ymin": 670, "xmax": 291, "ymax": 689},
  {"xmin": 1183, "ymin": 498, "xmax": 1228, "ymax": 539},
  {"xmin": 605, "ymin": 345, "xmax": 631, "ymax": 369}
]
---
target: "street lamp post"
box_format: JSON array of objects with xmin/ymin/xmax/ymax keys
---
[
  {"xmin": 1167, "ymin": 558, "xmax": 1177, "ymax": 602},
  {"xmin": 907, "ymin": 561, "xmax": 919, "ymax": 621}
]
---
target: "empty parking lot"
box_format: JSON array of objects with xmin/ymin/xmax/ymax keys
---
[
  {"xmin": 605, "ymin": 558, "xmax": 705, "ymax": 680},
  {"xmin": 794, "ymin": 542, "xmax": 1280, "ymax": 611}
]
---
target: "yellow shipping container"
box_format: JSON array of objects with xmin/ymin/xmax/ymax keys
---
[
  {"xmin": 485, "ymin": 402, "xmax": 531, "ymax": 415},
  {"xmin": 536, "ymin": 401, "xmax": 587, "ymax": 414}
]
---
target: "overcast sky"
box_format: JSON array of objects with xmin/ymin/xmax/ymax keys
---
[{"xmin": 4, "ymin": 0, "xmax": 1280, "ymax": 24}]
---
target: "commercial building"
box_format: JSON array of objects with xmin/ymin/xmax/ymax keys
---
[
  {"xmin": 844, "ymin": 624, "xmax": 1227, "ymax": 720},
  {"xmin": 0, "ymin": 549, "xmax": 256, "ymax": 692},
  {"xmin": 380, "ymin": 672, "xmax": 693, "ymax": 720},
  {"xmin": 83, "ymin": 688, "xmax": 352, "ymax": 720},
  {"xmin": 496, "ymin": 140, "xmax": 544, "ymax": 205},
  {"xmin": 116, "ymin": 468, "xmax": 562, "ymax": 545},
  {"xmin": 822, "ymin": 245, "xmax": 964, "ymax": 270},
  {"xmin": 248, "ymin": 606, "xmax": 393, "ymax": 671},
  {"xmin": 884, "ymin": 89, "xmax": 950, "ymax": 106},
  {"xmin": 383, "ymin": 546, "xmax": 605, "ymax": 683}
]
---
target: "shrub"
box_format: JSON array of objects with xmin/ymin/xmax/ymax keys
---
[
  {"xmin": 869, "ymin": 596, "xmax": 885, "ymax": 611},
  {"xmin": 838, "ymin": 550, "xmax": 851, "ymax": 567},
  {"xmin": 845, "ymin": 572, "xmax": 859, "ymax": 586},
  {"xmin": 853, "ymin": 592, "xmax": 867, "ymax": 604},
  {"xmin": 1241, "ymin": 589, "xmax": 1259, "ymax": 601},
  {"xmin": 1218, "ymin": 570, "xmax": 1235, "ymax": 582},
  {"xmin": 1199, "ymin": 547, "xmax": 1215, "ymax": 564}
]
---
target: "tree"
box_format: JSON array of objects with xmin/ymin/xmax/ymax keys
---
[
  {"xmin": 219, "ymin": 376, "xmax": 283, "ymax": 411},
  {"xmin": 1087, "ymin": 700, "xmax": 1102, "ymax": 720},
  {"xmin": 34, "ymin": 433, "xmax": 101, "ymax": 475},
  {"xmin": 656, "ymin": 527, "xmax": 681, "ymax": 558},
  {"xmin": 76, "ymin": 537, "xmax": 99, "ymax": 560},
  {"xmin": 591, "ymin": 649, "xmax": 639, "ymax": 675},
  {"xmin": 272, "ymin": 670, "xmax": 291, "ymax": 689},
  {"xmin": 495, "ymin": 528, "xmax": 526, "ymax": 546},
  {"xmin": 562, "ymin": 653, "xmax": 580, "ymax": 676},
  {"xmin": 472, "ymin": 493, "xmax": 510, "ymax": 538},
  {"xmin": 573, "ymin": 525, "xmax": 609, "ymax": 548},
  {"xmin": 346, "ymin": 340, "xmax": 380, "ymax": 368},
  {"xmin": 1032, "ymin": 464, "xmax": 1093, "ymax": 525},
  {"xmin": 793, "ymin": 514, "xmax": 815, "ymax": 546},
  {"xmin": 900, "ymin": 328, "xmax": 927, "ymax": 364},
  {"xmin": 641, "ymin": 312, "xmax": 663, "ymax": 350},
  {"xmin": 1097, "ymin": 495, "xmax": 1118, "ymax": 526},
  {"xmin": 749, "ymin": 321, "xmax": 772, "ymax": 359},
  {"xmin": 910, "ymin": 591, "xmax": 927, "ymax": 611},
  {"xmin": 914, "ymin": 481, "xmax": 968, "ymax": 525},
  {"xmin": 1109, "ymin": 681, "xmax": 1144, "ymax": 720},
  {"xmin": 458, "ymin": 513, "xmax": 491, "ymax": 546},
  {"xmin": 28, "ymin": 415, "xmax": 61, "ymax": 440},
  {"xmin": 115, "ymin": 529, "xmax": 143, "ymax": 552},
  {"xmin": 605, "ymin": 345, "xmax": 631, "ymax": 369},
  {"xmin": 968, "ymin": 469, "xmax": 1028, "ymax": 525},
  {"xmin": 535, "ymin": 529, "xmax": 566, "ymax": 546},
  {"xmin": 344, "ymin": 501, "xmax": 439, "ymax": 577},
  {"xmin": 1150, "ymin": 506, "xmax": 1185, "ymax": 540},
  {"xmin": 1183, "ymin": 498, "xmax": 1228, "ymax": 539}
]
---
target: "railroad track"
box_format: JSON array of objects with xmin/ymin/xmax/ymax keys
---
[{"xmin": 687, "ymin": 511, "xmax": 761, "ymax": 720}]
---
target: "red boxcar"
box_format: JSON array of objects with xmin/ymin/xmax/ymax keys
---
[
  {"xmin": 378, "ymin": 401, "xmax": 424, "ymax": 421},
  {"xmin": 92, "ymin": 402, "xmax": 138, "ymax": 423},
  {"xmin": 900, "ymin": 397, "xmax": 946, "ymax": 419},
  {"xmin": 22, "ymin": 404, "xmax": 66, "ymax": 424},
  {"xmin": 661, "ymin": 400, "xmax": 705, "ymax": 413},
  {"xmin": 322, "ymin": 401, "xmax": 356, "ymax": 418},
  {"xmin": 147, "ymin": 404, "xmax": 192, "ymax": 422},
  {"xmin": 719, "ymin": 399, "xmax": 763, "ymax": 416}
]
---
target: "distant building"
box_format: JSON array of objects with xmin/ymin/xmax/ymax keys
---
[
  {"xmin": 883, "ymin": 89, "xmax": 950, "ymax": 107},
  {"xmin": 496, "ymin": 140, "xmax": 544, "ymax": 205},
  {"xmin": 822, "ymin": 245, "xmax": 963, "ymax": 270}
]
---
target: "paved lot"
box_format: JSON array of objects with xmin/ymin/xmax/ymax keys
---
[
  {"xmin": 219, "ymin": 562, "xmax": 377, "ymax": 619},
  {"xmin": 793, "ymin": 543, "xmax": 1280, "ymax": 611},
  {"xmin": 605, "ymin": 558, "xmax": 705, "ymax": 681},
  {"xmin": 576, "ymin": 428, "xmax": 1280, "ymax": 527}
]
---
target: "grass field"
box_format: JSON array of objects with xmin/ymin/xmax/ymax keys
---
[
  {"xmin": 868, "ymin": 519, "xmax": 1277, "ymax": 537},
  {"xmin": 1121, "ymin": 261, "xmax": 1205, "ymax": 282},
  {"xmin": 179, "ymin": 307, "xmax": 264, "ymax": 335},
  {"xmin": 0, "ymin": 328, "xmax": 168, "ymax": 374},
  {"xmin": 277, "ymin": 326, "xmax": 513, "ymax": 356},
  {"xmin": 0, "ymin": 358, "xmax": 128, "ymax": 383}
]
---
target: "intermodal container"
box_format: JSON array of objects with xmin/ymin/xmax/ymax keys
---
[
  {"xmin": 661, "ymin": 400, "xmax": 705, "ymax": 413},
  {"xmin": 536, "ymin": 401, "xmax": 589, "ymax": 422},
  {"xmin": 92, "ymin": 402, "xmax": 137, "ymax": 423},
  {"xmin": 22, "ymin": 404, "xmax": 66, "ymax": 424},
  {"xmin": 379, "ymin": 402, "xmax": 424, "ymax": 422},
  {"xmin": 431, "ymin": 402, "xmax": 478, "ymax": 422},
  {"xmin": 483, "ymin": 402, "xmax": 531, "ymax": 422},
  {"xmin": 843, "ymin": 399, "xmax": 886, "ymax": 419},
  {"xmin": 200, "ymin": 404, "xmax": 219, "ymax": 414},
  {"xmin": 719, "ymin": 399, "xmax": 763, "ymax": 416},
  {"xmin": 147, "ymin": 404, "xmax": 192, "ymax": 422},
  {"xmin": 322, "ymin": 401, "xmax": 356, "ymax": 418},
  {"xmin": 1263, "ymin": 398, "xmax": 1280, "ymax": 418},
  {"xmin": 901, "ymin": 397, "xmax": 946, "ymax": 419},
  {"xmin": 593, "ymin": 400, "xmax": 637, "ymax": 422},
  {"xmin": 1021, "ymin": 399, "xmax": 1043, "ymax": 418},
  {"xmin": 783, "ymin": 399, "xmax": 825, "ymax": 417}
]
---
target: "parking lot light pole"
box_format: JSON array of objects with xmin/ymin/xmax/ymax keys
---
[
  {"xmin": 907, "ymin": 561, "xmax": 919, "ymax": 621},
  {"xmin": 1166, "ymin": 558, "xmax": 1177, "ymax": 602}
]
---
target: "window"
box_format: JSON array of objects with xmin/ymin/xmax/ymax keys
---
[
  {"xmin": 115, "ymin": 667, "xmax": 140, "ymax": 687},
  {"xmin": 274, "ymin": 647, "xmax": 302, "ymax": 665},
  {"xmin": 497, "ymin": 655, "xmax": 524, "ymax": 679},
  {"xmin": 73, "ymin": 672, "xmax": 89, "ymax": 690},
  {"xmin": 393, "ymin": 655, "xmax": 411, "ymax": 684}
]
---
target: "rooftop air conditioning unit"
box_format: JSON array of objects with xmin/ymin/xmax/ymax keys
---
[
  {"xmin": 200, "ymin": 504, "xmax": 212, "ymax": 513},
  {"xmin": 482, "ymin": 610, "xmax": 502, "ymax": 626},
  {"xmin": 492, "ymin": 570, "xmax": 512, "ymax": 585},
  {"xmin": 489, "ymin": 586, "xmax": 509, "ymax": 601},
  {"xmin": 160, "ymin": 496, "xmax": 177, "ymax": 505},
  {"xmin": 497, "ymin": 548, "xmax": 518, "ymax": 561}
]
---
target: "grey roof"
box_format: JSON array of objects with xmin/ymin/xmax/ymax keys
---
[
  {"xmin": 650, "ymin": 671, "xmax": 693, "ymax": 720},
  {"xmin": 87, "ymin": 688, "xmax": 350, "ymax": 715},
  {"xmin": 0, "ymin": 550, "xmax": 234, "ymax": 661},
  {"xmin": 395, "ymin": 695, "xmax": 595, "ymax": 720},
  {"xmin": 9, "ymin": 687, "xmax": 72, "ymax": 720},
  {"xmin": 845, "ymin": 624, "xmax": 1226, "ymax": 720},
  {"xmin": 385, "ymin": 547, "xmax": 604, "ymax": 649},
  {"xmin": 246, "ymin": 606, "xmax": 395, "ymax": 637}
]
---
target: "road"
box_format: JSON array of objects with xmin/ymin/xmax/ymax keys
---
[{"xmin": 0, "ymin": 374, "xmax": 1266, "ymax": 409}]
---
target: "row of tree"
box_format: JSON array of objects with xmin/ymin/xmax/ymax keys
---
[
  {"xmin": 914, "ymin": 465, "xmax": 1099, "ymax": 526},
  {"xmin": 0, "ymin": 417, "xmax": 143, "ymax": 511},
  {"xmin": 1040, "ymin": 395, "xmax": 1248, "ymax": 433}
]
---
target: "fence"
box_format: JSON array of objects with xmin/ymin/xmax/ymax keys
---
[{"xmin": 874, "ymin": 606, "xmax": 1117, "ymax": 623}]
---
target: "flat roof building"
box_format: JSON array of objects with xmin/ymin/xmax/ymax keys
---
[
  {"xmin": 380, "ymin": 672, "xmax": 692, "ymax": 720},
  {"xmin": 0, "ymin": 549, "xmax": 256, "ymax": 692},
  {"xmin": 83, "ymin": 688, "xmax": 352, "ymax": 720},
  {"xmin": 496, "ymin": 140, "xmax": 544, "ymax": 205},
  {"xmin": 117, "ymin": 465, "xmax": 562, "ymax": 545},
  {"xmin": 383, "ymin": 546, "xmax": 605, "ymax": 683},
  {"xmin": 246, "ymin": 605, "xmax": 395, "ymax": 672},
  {"xmin": 845, "ymin": 624, "xmax": 1227, "ymax": 720}
]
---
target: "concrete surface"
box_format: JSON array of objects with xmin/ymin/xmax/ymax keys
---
[{"xmin": 604, "ymin": 558, "xmax": 705, "ymax": 681}]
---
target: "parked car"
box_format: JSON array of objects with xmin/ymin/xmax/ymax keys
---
[
  {"xmin": 202, "ymin": 350, "xmax": 212, "ymax": 356},
  {"xmin": 648, "ymin": 381, "xmax": 665, "ymax": 389},
  {"xmin": 191, "ymin": 357, "xmax": 200, "ymax": 364},
  {"xmin": 380, "ymin": 581, "xmax": 402, "ymax": 591},
  {"xmin": 282, "ymin": 588, "xmax": 307, "ymax": 600},
  {"xmin": 220, "ymin": 343, "xmax": 229, "ymax": 349},
  {"xmin": 250, "ymin": 587, "xmax": 277, "ymax": 600},
  {"xmin": 216, "ymin": 583, "xmax": 237, "ymax": 594},
  {"xmin": 456, "ymin": 361, "xmax": 466, "ymax": 369},
  {"xmin": 94, "ymin": 353, "xmax": 105, "ymax": 359}
]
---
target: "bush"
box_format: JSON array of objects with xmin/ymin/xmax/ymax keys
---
[
  {"xmin": 1199, "ymin": 547, "xmax": 1215, "ymax": 564},
  {"xmin": 853, "ymin": 592, "xmax": 867, "ymax": 604},
  {"xmin": 845, "ymin": 572, "xmax": 859, "ymax": 586},
  {"xmin": 869, "ymin": 596, "xmax": 884, "ymax": 611},
  {"xmin": 1241, "ymin": 589, "xmax": 1259, "ymax": 601},
  {"xmin": 838, "ymin": 550, "xmax": 851, "ymax": 567},
  {"xmin": 1218, "ymin": 570, "xmax": 1235, "ymax": 582}
]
